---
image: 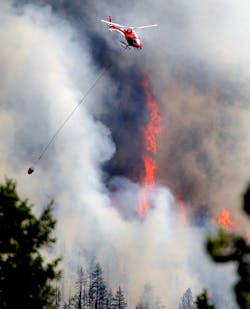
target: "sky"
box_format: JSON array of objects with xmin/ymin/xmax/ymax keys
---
[{"xmin": 1, "ymin": 0, "xmax": 250, "ymax": 307}]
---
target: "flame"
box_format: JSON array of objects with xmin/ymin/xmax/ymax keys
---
[
  {"xmin": 138, "ymin": 187, "xmax": 150, "ymax": 218},
  {"xmin": 177, "ymin": 191, "xmax": 187, "ymax": 224},
  {"xmin": 138, "ymin": 77, "xmax": 160, "ymax": 218},
  {"xmin": 213, "ymin": 208, "xmax": 250, "ymax": 242},
  {"xmin": 143, "ymin": 155, "xmax": 157, "ymax": 186},
  {"xmin": 213, "ymin": 208, "xmax": 236, "ymax": 229}
]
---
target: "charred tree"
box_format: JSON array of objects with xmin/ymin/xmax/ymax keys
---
[
  {"xmin": 112, "ymin": 286, "xmax": 127, "ymax": 309},
  {"xmin": 105, "ymin": 289, "xmax": 113, "ymax": 309},
  {"xmin": 73, "ymin": 267, "xmax": 84, "ymax": 309},
  {"xmin": 88, "ymin": 263, "xmax": 107, "ymax": 309}
]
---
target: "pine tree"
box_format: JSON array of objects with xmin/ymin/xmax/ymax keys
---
[
  {"xmin": 106, "ymin": 289, "xmax": 113, "ymax": 309},
  {"xmin": 206, "ymin": 184, "xmax": 250, "ymax": 309},
  {"xmin": 88, "ymin": 263, "xmax": 107, "ymax": 309},
  {"xmin": 0, "ymin": 179, "xmax": 61, "ymax": 308},
  {"xmin": 179, "ymin": 288, "xmax": 194, "ymax": 309},
  {"xmin": 194, "ymin": 290, "xmax": 214, "ymax": 309},
  {"xmin": 74, "ymin": 267, "xmax": 84, "ymax": 309},
  {"xmin": 112, "ymin": 286, "xmax": 127, "ymax": 309}
]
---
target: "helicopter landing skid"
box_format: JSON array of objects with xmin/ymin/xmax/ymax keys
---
[{"xmin": 120, "ymin": 41, "xmax": 131, "ymax": 50}]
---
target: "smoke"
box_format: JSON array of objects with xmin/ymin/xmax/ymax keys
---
[
  {"xmin": 65, "ymin": 0, "xmax": 250, "ymax": 225},
  {"xmin": 1, "ymin": 0, "xmax": 248, "ymax": 307},
  {"xmin": 93, "ymin": 0, "xmax": 250, "ymax": 226},
  {"xmin": 140, "ymin": 1, "xmax": 250, "ymax": 221}
]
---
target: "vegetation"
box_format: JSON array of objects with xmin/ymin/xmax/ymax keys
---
[
  {"xmin": 179, "ymin": 288, "xmax": 193, "ymax": 309},
  {"xmin": 60, "ymin": 262, "xmax": 127, "ymax": 308},
  {"xmin": 206, "ymin": 184, "xmax": 250, "ymax": 309},
  {"xmin": 0, "ymin": 179, "xmax": 60, "ymax": 308},
  {"xmin": 0, "ymin": 177, "xmax": 249, "ymax": 308},
  {"xmin": 194, "ymin": 290, "xmax": 214, "ymax": 309}
]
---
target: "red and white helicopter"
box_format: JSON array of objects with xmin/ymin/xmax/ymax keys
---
[{"xmin": 101, "ymin": 16, "xmax": 158, "ymax": 49}]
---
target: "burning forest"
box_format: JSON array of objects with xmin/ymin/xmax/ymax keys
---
[
  {"xmin": 138, "ymin": 76, "xmax": 161, "ymax": 218},
  {"xmin": 1, "ymin": 0, "xmax": 250, "ymax": 308}
]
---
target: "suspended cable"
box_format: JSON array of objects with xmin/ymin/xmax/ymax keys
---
[{"xmin": 27, "ymin": 63, "xmax": 112, "ymax": 174}]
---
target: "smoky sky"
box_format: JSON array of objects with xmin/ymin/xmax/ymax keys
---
[
  {"xmin": 25, "ymin": 0, "xmax": 250, "ymax": 223},
  {"xmin": 1, "ymin": 0, "xmax": 249, "ymax": 307},
  {"xmin": 17, "ymin": 0, "xmax": 153, "ymax": 183}
]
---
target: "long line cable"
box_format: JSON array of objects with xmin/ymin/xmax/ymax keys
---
[{"xmin": 28, "ymin": 63, "xmax": 112, "ymax": 174}]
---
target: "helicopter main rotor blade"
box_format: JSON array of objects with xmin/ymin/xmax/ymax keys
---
[
  {"xmin": 133, "ymin": 24, "xmax": 158, "ymax": 29},
  {"xmin": 101, "ymin": 20, "xmax": 158, "ymax": 31},
  {"xmin": 101, "ymin": 20, "xmax": 127, "ymax": 28}
]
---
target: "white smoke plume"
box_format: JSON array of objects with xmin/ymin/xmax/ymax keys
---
[{"xmin": 0, "ymin": 1, "xmax": 245, "ymax": 308}]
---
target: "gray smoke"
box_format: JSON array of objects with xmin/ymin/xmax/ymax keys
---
[
  {"xmin": 69, "ymin": 0, "xmax": 250, "ymax": 226},
  {"xmin": 1, "ymin": 0, "xmax": 248, "ymax": 307}
]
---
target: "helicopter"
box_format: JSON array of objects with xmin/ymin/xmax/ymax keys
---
[{"xmin": 101, "ymin": 16, "xmax": 158, "ymax": 49}]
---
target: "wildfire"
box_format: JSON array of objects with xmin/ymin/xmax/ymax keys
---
[
  {"xmin": 212, "ymin": 208, "xmax": 250, "ymax": 243},
  {"xmin": 138, "ymin": 77, "xmax": 160, "ymax": 218},
  {"xmin": 213, "ymin": 208, "xmax": 236, "ymax": 229}
]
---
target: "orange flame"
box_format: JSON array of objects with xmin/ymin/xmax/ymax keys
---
[
  {"xmin": 143, "ymin": 155, "xmax": 157, "ymax": 186},
  {"xmin": 213, "ymin": 209, "xmax": 250, "ymax": 242},
  {"xmin": 213, "ymin": 208, "xmax": 236, "ymax": 229},
  {"xmin": 138, "ymin": 77, "xmax": 160, "ymax": 218}
]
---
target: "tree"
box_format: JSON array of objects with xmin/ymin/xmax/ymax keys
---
[
  {"xmin": 179, "ymin": 288, "xmax": 194, "ymax": 309},
  {"xmin": 55, "ymin": 284, "xmax": 62, "ymax": 309},
  {"xmin": 0, "ymin": 179, "xmax": 61, "ymax": 308},
  {"xmin": 73, "ymin": 267, "xmax": 84, "ymax": 309},
  {"xmin": 194, "ymin": 290, "xmax": 214, "ymax": 309},
  {"xmin": 105, "ymin": 289, "xmax": 113, "ymax": 309},
  {"xmin": 206, "ymin": 184, "xmax": 250, "ymax": 309},
  {"xmin": 88, "ymin": 263, "xmax": 107, "ymax": 309},
  {"xmin": 136, "ymin": 283, "xmax": 154, "ymax": 309},
  {"xmin": 112, "ymin": 286, "xmax": 127, "ymax": 309}
]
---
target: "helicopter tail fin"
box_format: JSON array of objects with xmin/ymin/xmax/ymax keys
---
[{"xmin": 109, "ymin": 16, "xmax": 112, "ymax": 22}]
